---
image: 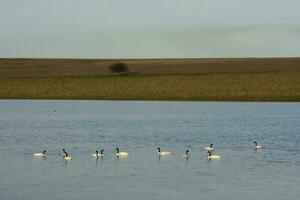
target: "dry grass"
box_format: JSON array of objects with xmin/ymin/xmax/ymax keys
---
[
  {"xmin": 1, "ymin": 58, "xmax": 300, "ymax": 101},
  {"xmin": 1, "ymin": 71, "xmax": 300, "ymax": 101},
  {"xmin": 1, "ymin": 58, "xmax": 300, "ymax": 77}
]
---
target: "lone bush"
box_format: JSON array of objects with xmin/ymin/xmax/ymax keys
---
[{"xmin": 109, "ymin": 62, "xmax": 129, "ymax": 73}]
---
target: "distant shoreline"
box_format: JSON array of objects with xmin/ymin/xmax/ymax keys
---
[{"xmin": 1, "ymin": 58, "xmax": 300, "ymax": 101}]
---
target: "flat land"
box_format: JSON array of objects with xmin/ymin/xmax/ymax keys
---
[{"xmin": 1, "ymin": 58, "xmax": 300, "ymax": 101}]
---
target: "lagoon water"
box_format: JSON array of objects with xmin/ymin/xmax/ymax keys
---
[{"xmin": 0, "ymin": 100, "xmax": 300, "ymax": 200}]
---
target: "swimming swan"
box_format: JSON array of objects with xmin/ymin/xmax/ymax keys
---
[
  {"xmin": 254, "ymin": 141, "xmax": 262, "ymax": 149},
  {"xmin": 33, "ymin": 150, "xmax": 47, "ymax": 157},
  {"xmin": 207, "ymin": 151, "xmax": 221, "ymax": 160},
  {"xmin": 182, "ymin": 150, "xmax": 189, "ymax": 159},
  {"xmin": 204, "ymin": 144, "xmax": 214, "ymax": 151},
  {"xmin": 62, "ymin": 149, "xmax": 72, "ymax": 160},
  {"xmin": 157, "ymin": 147, "xmax": 171, "ymax": 156},
  {"xmin": 116, "ymin": 148, "xmax": 128, "ymax": 157},
  {"xmin": 92, "ymin": 149, "xmax": 104, "ymax": 158}
]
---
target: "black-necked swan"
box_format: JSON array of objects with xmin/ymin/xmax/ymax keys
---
[
  {"xmin": 254, "ymin": 141, "xmax": 262, "ymax": 149},
  {"xmin": 92, "ymin": 149, "xmax": 104, "ymax": 158},
  {"xmin": 204, "ymin": 144, "xmax": 214, "ymax": 151},
  {"xmin": 115, "ymin": 148, "xmax": 128, "ymax": 157},
  {"xmin": 207, "ymin": 151, "xmax": 221, "ymax": 160},
  {"xmin": 62, "ymin": 149, "xmax": 72, "ymax": 160},
  {"xmin": 182, "ymin": 150, "xmax": 189, "ymax": 159},
  {"xmin": 157, "ymin": 147, "xmax": 171, "ymax": 156},
  {"xmin": 33, "ymin": 150, "xmax": 47, "ymax": 157}
]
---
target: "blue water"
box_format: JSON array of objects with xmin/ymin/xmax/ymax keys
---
[{"xmin": 0, "ymin": 100, "xmax": 300, "ymax": 200}]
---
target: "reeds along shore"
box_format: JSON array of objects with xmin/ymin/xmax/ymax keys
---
[
  {"xmin": 1, "ymin": 71, "xmax": 300, "ymax": 101},
  {"xmin": 0, "ymin": 58, "xmax": 300, "ymax": 101}
]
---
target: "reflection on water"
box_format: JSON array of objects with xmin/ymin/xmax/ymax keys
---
[{"xmin": 0, "ymin": 100, "xmax": 300, "ymax": 200}]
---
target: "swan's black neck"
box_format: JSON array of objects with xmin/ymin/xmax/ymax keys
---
[
  {"xmin": 101, "ymin": 149, "xmax": 104, "ymax": 154},
  {"xmin": 43, "ymin": 150, "xmax": 46, "ymax": 154},
  {"xmin": 62, "ymin": 149, "xmax": 68, "ymax": 156},
  {"xmin": 116, "ymin": 148, "xmax": 119, "ymax": 153},
  {"xmin": 207, "ymin": 151, "xmax": 212, "ymax": 156},
  {"xmin": 186, "ymin": 150, "xmax": 189, "ymax": 155},
  {"xmin": 210, "ymin": 144, "xmax": 213, "ymax": 148},
  {"xmin": 157, "ymin": 147, "xmax": 161, "ymax": 152}
]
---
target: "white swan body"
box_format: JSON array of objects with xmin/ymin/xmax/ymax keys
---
[
  {"xmin": 207, "ymin": 151, "xmax": 221, "ymax": 160},
  {"xmin": 115, "ymin": 148, "xmax": 128, "ymax": 157},
  {"xmin": 64, "ymin": 155, "xmax": 72, "ymax": 160},
  {"xmin": 33, "ymin": 151, "xmax": 46, "ymax": 157},
  {"xmin": 116, "ymin": 152, "xmax": 129, "ymax": 157},
  {"xmin": 157, "ymin": 147, "xmax": 171, "ymax": 156},
  {"xmin": 255, "ymin": 145, "xmax": 262, "ymax": 149},
  {"xmin": 92, "ymin": 153, "xmax": 103, "ymax": 158},
  {"xmin": 208, "ymin": 155, "xmax": 221, "ymax": 160},
  {"xmin": 158, "ymin": 151, "xmax": 171, "ymax": 156},
  {"xmin": 92, "ymin": 153, "xmax": 98, "ymax": 158},
  {"xmin": 204, "ymin": 147, "xmax": 213, "ymax": 151},
  {"xmin": 204, "ymin": 144, "xmax": 214, "ymax": 151},
  {"xmin": 254, "ymin": 142, "xmax": 263, "ymax": 149},
  {"xmin": 34, "ymin": 153, "xmax": 45, "ymax": 157}
]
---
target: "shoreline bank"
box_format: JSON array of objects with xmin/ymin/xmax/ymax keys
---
[{"xmin": 1, "ymin": 58, "xmax": 300, "ymax": 101}]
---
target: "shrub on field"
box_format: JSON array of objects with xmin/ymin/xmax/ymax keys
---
[{"xmin": 109, "ymin": 63, "xmax": 129, "ymax": 73}]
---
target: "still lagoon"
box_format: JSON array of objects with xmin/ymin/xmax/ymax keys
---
[{"xmin": 0, "ymin": 100, "xmax": 299, "ymax": 200}]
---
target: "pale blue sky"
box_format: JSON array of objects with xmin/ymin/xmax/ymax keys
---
[{"xmin": 1, "ymin": 0, "xmax": 300, "ymax": 58}]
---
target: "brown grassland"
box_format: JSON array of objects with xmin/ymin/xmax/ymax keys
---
[{"xmin": 0, "ymin": 58, "xmax": 300, "ymax": 101}]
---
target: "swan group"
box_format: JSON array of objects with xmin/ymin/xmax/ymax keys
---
[
  {"xmin": 92, "ymin": 149, "xmax": 104, "ymax": 158},
  {"xmin": 33, "ymin": 142, "xmax": 263, "ymax": 161}
]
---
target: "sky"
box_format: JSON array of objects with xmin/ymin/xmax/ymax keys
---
[{"xmin": 1, "ymin": 0, "xmax": 300, "ymax": 58}]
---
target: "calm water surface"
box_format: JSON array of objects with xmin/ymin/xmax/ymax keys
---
[{"xmin": 0, "ymin": 100, "xmax": 300, "ymax": 200}]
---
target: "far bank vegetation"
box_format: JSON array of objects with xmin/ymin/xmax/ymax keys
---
[{"xmin": 109, "ymin": 62, "xmax": 129, "ymax": 74}]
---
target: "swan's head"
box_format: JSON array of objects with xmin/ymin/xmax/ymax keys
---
[
  {"xmin": 186, "ymin": 150, "xmax": 189, "ymax": 155},
  {"xmin": 95, "ymin": 150, "xmax": 99, "ymax": 154},
  {"xmin": 207, "ymin": 151, "xmax": 212, "ymax": 156},
  {"xmin": 100, "ymin": 149, "xmax": 104, "ymax": 154},
  {"xmin": 210, "ymin": 144, "xmax": 213, "ymax": 147},
  {"xmin": 62, "ymin": 149, "xmax": 66, "ymax": 153},
  {"xmin": 254, "ymin": 141, "xmax": 257, "ymax": 145},
  {"xmin": 157, "ymin": 147, "xmax": 161, "ymax": 152},
  {"xmin": 115, "ymin": 148, "xmax": 119, "ymax": 153},
  {"xmin": 43, "ymin": 150, "xmax": 47, "ymax": 154}
]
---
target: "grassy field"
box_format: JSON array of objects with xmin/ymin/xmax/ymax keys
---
[
  {"xmin": 1, "ymin": 58, "xmax": 300, "ymax": 77},
  {"xmin": 0, "ymin": 58, "xmax": 300, "ymax": 101}
]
